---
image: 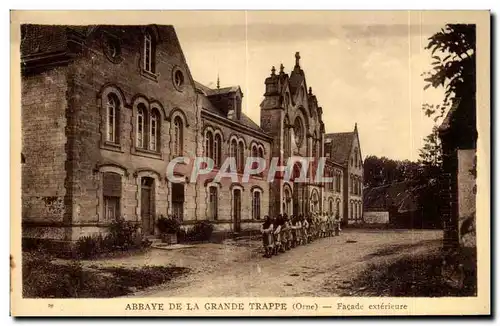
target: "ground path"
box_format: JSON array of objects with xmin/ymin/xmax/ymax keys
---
[{"xmin": 84, "ymin": 229, "xmax": 442, "ymax": 297}]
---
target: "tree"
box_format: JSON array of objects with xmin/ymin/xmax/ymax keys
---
[
  {"xmin": 418, "ymin": 126, "xmax": 442, "ymax": 168},
  {"xmin": 421, "ymin": 24, "xmax": 476, "ymax": 122}
]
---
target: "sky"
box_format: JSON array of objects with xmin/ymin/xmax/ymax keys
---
[{"xmin": 169, "ymin": 11, "xmax": 448, "ymax": 162}]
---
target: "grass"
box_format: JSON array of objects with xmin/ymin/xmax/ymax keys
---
[
  {"xmin": 346, "ymin": 249, "xmax": 477, "ymax": 297},
  {"xmin": 22, "ymin": 250, "xmax": 189, "ymax": 298}
]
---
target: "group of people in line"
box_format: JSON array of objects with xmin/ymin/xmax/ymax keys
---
[{"xmin": 260, "ymin": 212, "xmax": 342, "ymax": 258}]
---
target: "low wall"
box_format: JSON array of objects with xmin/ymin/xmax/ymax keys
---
[{"xmin": 363, "ymin": 211, "xmax": 390, "ymax": 224}]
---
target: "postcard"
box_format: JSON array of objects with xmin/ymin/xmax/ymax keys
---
[{"xmin": 10, "ymin": 10, "xmax": 490, "ymax": 316}]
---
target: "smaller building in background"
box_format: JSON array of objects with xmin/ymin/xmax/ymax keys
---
[
  {"xmin": 363, "ymin": 181, "xmax": 420, "ymax": 227},
  {"xmin": 324, "ymin": 124, "xmax": 364, "ymax": 225}
]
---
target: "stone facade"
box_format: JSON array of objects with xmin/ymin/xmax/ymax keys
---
[
  {"xmin": 21, "ymin": 25, "xmax": 363, "ymax": 243},
  {"xmin": 324, "ymin": 125, "xmax": 364, "ymax": 225}
]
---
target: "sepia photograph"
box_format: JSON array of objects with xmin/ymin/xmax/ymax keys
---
[{"xmin": 10, "ymin": 10, "xmax": 490, "ymax": 316}]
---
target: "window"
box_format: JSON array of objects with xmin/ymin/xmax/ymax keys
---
[
  {"xmin": 149, "ymin": 110, "xmax": 159, "ymax": 151},
  {"xmin": 258, "ymin": 147, "xmax": 264, "ymax": 177},
  {"xmin": 173, "ymin": 117, "xmax": 183, "ymax": 157},
  {"xmin": 350, "ymin": 202, "xmax": 354, "ymax": 220},
  {"xmin": 143, "ymin": 32, "xmax": 155, "ymax": 73},
  {"xmin": 329, "ymin": 199, "xmax": 333, "ymax": 215},
  {"xmin": 136, "ymin": 104, "xmax": 146, "ymax": 148},
  {"xmin": 336, "ymin": 172, "xmax": 341, "ymax": 192},
  {"xmin": 102, "ymin": 172, "xmax": 121, "ymax": 221},
  {"xmin": 336, "ymin": 201, "xmax": 340, "ymax": 215},
  {"xmin": 208, "ymin": 186, "xmax": 218, "ymax": 220},
  {"xmin": 294, "ymin": 118, "xmax": 304, "ymax": 147},
  {"xmin": 104, "ymin": 196, "xmax": 119, "ymax": 221},
  {"xmin": 230, "ymin": 139, "xmax": 238, "ymax": 166},
  {"xmin": 171, "ymin": 183, "xmax": 184, "ymax": 220},
  {"xmin": 238, "ymin": 141, "xmax": 244, "ymax": 173},
  {"xmin": 284, "ymin": 126, "xmax": 291, "ymax": 157},
  {"xmin": 214, "ymin": 133, "xmax": 222, "ymax": 167},
  {"xmin": 174, "ymin": 70, "xmax": 184, "ymax": 89},
  {"xmin": 205, "ymin": 131, "xmax": 214, "ymax": 160},
  {"xmin": 236, "ymin": 97, "xmax": 242, "ymax": 120},
  {"xmin": 106, "ymin": 95, "xmax": 119, "ymax": 143},
  {"xmin": 252, "ymin": 191, "xmax": 261, "ymax": 220}
]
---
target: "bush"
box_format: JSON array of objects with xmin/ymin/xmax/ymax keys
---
[
  {"xmin": 108, "ymin": 217, "xmax": 140, "ymax": 250},
  {"xmin": 186, "ymin": 220, "xmax": 214, "ymax": 242},
  {"xmin": 156, "ymin": 215, "xmax": 181, "ymax": 234},
  {"xmin": 75, "ymin": 235, "xmax": 101, "ymax": 259},
  {"xmin": 74, "ymin": 217, "xmax": 149, "ymax": 259}
]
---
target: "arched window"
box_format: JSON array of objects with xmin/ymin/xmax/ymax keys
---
[
  {"xmin": 329, "ymin": 199, "xmax": 334, "ymax": 215},
  {"xmin": 251, "ymin": 145, "xmax": 258, "ymax": 158},
  {"xmin": 230, "ymin": 139, "xmax": 238, "ymax": 167},
  {"xmin": 294, "ymin": 117, "xmax": 304, "ymax": 148},
  {"xmin": 238, "ymin": 141, "xmax": 245, "ymax": 173},
  {"xmin": 208, "ymin": 186, "xmax": 218, "ymax": 220},
  {"xmin": 136, "ymin": 104, "xmax": 145, "ymax": 148},
  {"xmin": 143, "ymin": 31, "xmax": 155, "ymax": 73},
  {"xmin": 258, "ymin": 147, "xmax": 264, "ymax": 176},
  {"xmin": 284, "ymin": 125, "xmax": 291, "ymax": 157},
  {"xmin": 214, "ymin": 133, "xmax": 222, "ymax": 167},
  {"xmin": 173, "ymin": 116, "xmax": 183, "ymax": 157},
  {"xmin": 106, "ymin": 94, "xmax": 119, "ymax": 143},
  {"xmin": 336, "ymin": 201, "xmax": 340, "ymax": 215},
  {"xmin": 149, "ymin": 109, "xmax": 159, "ymax": 151},
  {"xmin": 350, "ymin": 202, "xmax": 354, "ymax": 220},
  {"xmin": 252, "ymin": 190, "xmax": 261, "ymax": 220},
  {"xmin": 205, "ymin": 131, "xmax": 214, "ymax": 160}
]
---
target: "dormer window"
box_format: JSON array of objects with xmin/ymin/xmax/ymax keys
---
[{"xmin": 236, "ymin": 97, "xmax": 242, "ymax": 120}]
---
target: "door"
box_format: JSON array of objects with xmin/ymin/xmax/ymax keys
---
[
  {"xmin": 141, "ymin": 177, "xmax": 154, "ymax": 236},
  {"xmin": 171, "ymin": 183, "xmax": 184, "ymax": 220},
  {"xmin": 233, "ymin": 189, "xmax": 241, "ymax": 232}
]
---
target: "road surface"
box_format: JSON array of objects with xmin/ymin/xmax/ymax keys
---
[{"xmin": 119, "ymin": 229, "xmax": 442, "ymax": 297}]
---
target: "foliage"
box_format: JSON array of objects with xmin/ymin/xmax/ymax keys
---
[
  {"xmin": 75, "ymin": 234, "xmax": 105, "ymax": 259},
  {"xmin": 74, "ymin": 217, "xmax": 148, "ymax": 259},
  {"xmin": 108, "ymin": 217, "xmax": 141, "ymax": 249},
  {"xmin": 363, "ymin": 155, "xmax": 421, "ymax": 188},
  {"xmin": 23, "ymin": 251, "xmax": 189, "ymax": 298},
  {"xmin": 421, "ymin": 24, "xmax": 476, "ymax": 122},
  {"xmin": 187, "ymin": 220, "xmax": 214, "ymax": 242},
  {"xmin": 418, "ymin": 126, "xmax": 443, "ymax": 171},
  {"xmin": 156, "ymin": 215, "xmax": 182, "ymax": 234},
  {"xmin": 347, "ymin": 249, "xmax": 476, "ymax": 297}
]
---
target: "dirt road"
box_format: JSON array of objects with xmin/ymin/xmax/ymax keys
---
[{"xmin": 119, "ymin": 229, "xmax": 442, "ymax": 297}]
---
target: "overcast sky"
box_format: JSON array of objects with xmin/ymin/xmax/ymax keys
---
[{"xmin": 171, "ymin": 11, "xmax": 448, "ymax": 162}]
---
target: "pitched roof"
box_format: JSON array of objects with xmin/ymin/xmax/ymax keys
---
[
  {"xmin": 324, "ymin": 132, "xmax": 355, "ymax": 165},
  {"xmin": 194, "ymin": 81, "xmax": 240, "ymax": 96},
  {"xmin": 364, "ymin": 181, "xmax": 419, "ymax": 213},
  {"xmin": 195, "ymin": 81, "xmax": 266, "ymax": 134}
]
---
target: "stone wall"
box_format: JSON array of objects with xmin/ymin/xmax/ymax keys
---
[{"xmin": 22, "ymin": 67, "xmax": 68, "ymax": 231}]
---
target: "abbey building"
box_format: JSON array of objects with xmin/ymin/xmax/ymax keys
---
[{"xmin": 21, "ymin": 25, "xmax": 363, "ymax": 243}]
